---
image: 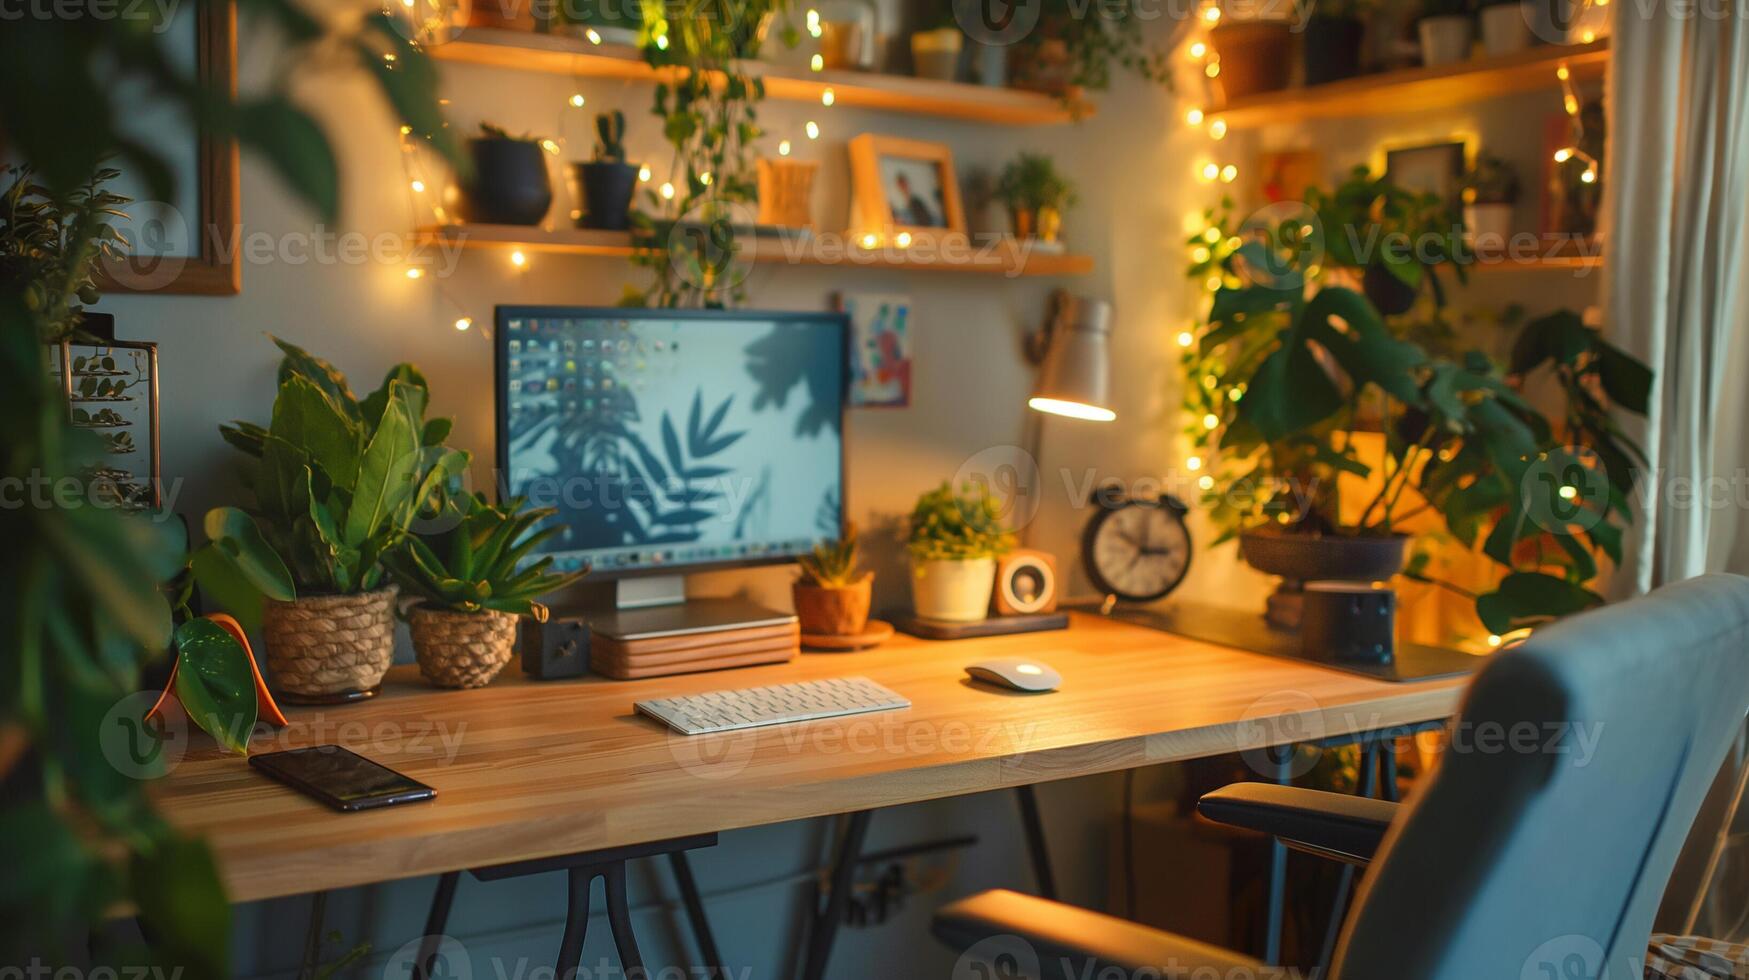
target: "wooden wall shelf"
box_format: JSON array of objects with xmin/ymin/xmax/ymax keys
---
[
  {"xmin": 417, "ymin": 224, "xmax": 1095, "ymax": 277},
  {"xmin": 1212, "ymin": 39, "xmax": 1610, "ymax": 128},
  {"xmin": 429, "ymin": 28, "xmax": 1084, "ymax": 126}
]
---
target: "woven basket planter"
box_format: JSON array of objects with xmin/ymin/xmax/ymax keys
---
[
  {"xmin": 262, "ymin": 587, "xmax": 398, "ymax": 702},
  {"xmin": 408, "ymin": 606, "xmax": 519, "ymax": 689}
]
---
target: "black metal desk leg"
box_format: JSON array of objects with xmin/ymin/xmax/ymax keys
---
[
  {"xmin": 1379, "ymin": 740, "xmax": 1401, "ymax": 802},
  {"xmin": 1015, "ymin": 784, "xmax": 1058, "ymax": 901},
  {"xmin": 415, "ymin": 871, "xmax": 461, "ymax": 980},
  {"xmin": 1316, "ymin": 740, "xmax": 1380, "ymax": 975},
  {"xmin": 602, "ymin": 862, "xmax": 647, "ymax": 979},
  {"xmin": 1263, "ymin": 745, "xmax": 1293, "ymax": 966},
  {"xmin": 668, "ymin": 851, "xmax": 724, "ymax": 978},
  {"xmin": 556, "ymin": 866, "xmax": 595, "ymax": 980},
  {"xmin": 300, "ymin": 891, "xmax": 327, "ymax": 980},
  {"xmin": 800, "ymin": 810, "xmax": 873, "ymax": 980}
]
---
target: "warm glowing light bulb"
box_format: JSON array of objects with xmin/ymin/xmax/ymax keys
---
[
  {"xmin": 1487, "ymin": 634, "xmax": 1503, "ymax": 648},
  {"xmin": 400, "ymin": 125, "xmax": 413, "ymax": 135},
  {"xmin": 383, "ymin": 53, "xmax": 396, "ymax": 63},
  {"xmin": 1198, "ymin": 475, "xmax": 1215, "ymax": 490},
  {"xmin": 1177, "ymin": 331, "xmax": 1194, "ymax": 347},
  {"xmin": 406, "ymin": 267, "xmax": 423, "ymax": 279},
  {"xmin": 1220, "ymin": 164, "xmax": 1238, "ymax": 183},
  {"xmin": 570, "ymin": 93, "xmax": 586, "ymax": 107},
  {"xmin": 1203, "ymin": 413, "xmax": 1219, "ymax": 429},
  {"xmin": 1559, "ymin": 485, "xmax": 1578, "ymax": 500},
  {"xmin": 805, "ymin": 121, "xmax": 820, "ymax": 139},
  {"xmin": 811, "ymin": 53, "xmax": 824, "ymax": 71},
  {"xmin": 1580, "ymin": 169, "xmax": 1597, "ymax": 184},
  {"xmin": 1554, "ymin": 147, "xmax": 1574, "ymax": 162},
  {"xmin": 1205, "ymin": 275, "xmax": 1222, "ymax": 291},
  {"xmin": 654, "ymin": 32, "xmax": 669, "ymax": 50},
  {"xmin": 859, "ymin": 233, "xmax": 879, "ymax": 249},
  {"xmin": 1186, "ymin": 455, "xmax": 1202, "ymax": 470},
  {"xmin": 455, "ymin": 317, "xmax": 472, "ymax": 332},
  {"xmin": 540, "ymin": 139, "xmax": 560, "ymax": 155},
  {"xmin": 1186, "ymin": 107, "xmax": 1204, "ymax": 126},
  {"xmin": 1189, "ymin": 41, "xmax": 1207, "ymax": 58},
  {"xmin": 1564, "ymin": 95, "xmax": 1580, "ymax": 115},
  {"xmin": 638, "ymin": 165, "xmax": 652, "ymax": 182},
  {"xmin": 1205, "ymin": 62, "xmax": 1220, "ymax": 78},
  {"xmin": 699, "ymin": 171, "xmax": 713, "ymax": 186},
  {"xmin": 1200, "ymin": 162, "xmax": 1220, "ymax": 181},
  {"xmin": 1209, "ymin": 119, "xmax": 1227, "ymax": 140},
  {"xmin": 1203, "ymin": 6, "xmax": 1220, "ymax": 22},
  {"xmin": 1191, "ymin": 246, "xmax": 1211, "ymax": 263},
  {"xmin": 585, "ymin": 27, "xmax": 602, "ymax": 44},
  {"xmin": 660, "ymin": 181, "xmax": 675, "ymax": 200},
  {"xmin": 1579, "ymin": 29, "xmax": 1595, "ymax": 42},
  {"xmin": 1202, "ymin": 227, "xmax": 1221, "ymax": 244},
  {"xmin": 410, "ymin": 180, "xmax": 425, "ymax": 193},
  {"xmin": 510, "ymin": 250, "xmax": 527, "ymax": 267},
  {"xmin": 778, "ymin": 140, "xmax": 792, "ymax": 156},
  {"xmin": 894, "ymin": 231, "xmax": 913, "ymax": 248},
  {"xmin": 1556, "ymin": 65, "xmax": 1571, "ymax": 81},
  {"xmin": 821, "ymin": 88, "xmax": 835, "ymax": 106}
]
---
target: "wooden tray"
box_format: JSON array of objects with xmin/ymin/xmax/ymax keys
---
[
  {"xmin": 590, "ymin": 621, "xmax": 799, "ymax": 679},
  {"xmin": 801, "ymin": 619, "xmax": 895, "ymax": 652}
]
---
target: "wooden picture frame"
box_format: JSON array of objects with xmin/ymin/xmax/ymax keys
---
[
  {"xmin": 99, "ymin": 0, "xmax": 240, "ymax": 296},
  {"xmin": 848, "ymin": 134, "xmax": 966, "ymax": 240},
  {"xmin": 1384, "ymin": 140, "xmax": 1467, "ymax": 210}
]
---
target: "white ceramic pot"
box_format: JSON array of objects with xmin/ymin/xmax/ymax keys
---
[
  {"xmin": 910, "ymin": 557, "xmax": 996, "ymax": 622},
  {"xmin": 1464, "ymin": 202, "xmax": 1514, "ymax": 253},
  {"xmin": 1418, "ymin": 15, "xmax": 1475, "ymax": 66},
  {"xmin": 1479, "ymin": 3, "xmax": 1532, "ymax": 56}
]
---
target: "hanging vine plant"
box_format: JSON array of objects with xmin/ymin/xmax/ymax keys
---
[{"xmin": 624, "ymin": 0, "xmax": 799, "ymax": 308}]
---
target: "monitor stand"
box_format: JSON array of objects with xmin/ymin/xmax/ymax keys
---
[{"xmin": 584, "ymin": 575, "xmax": 796, "ymax": 642}]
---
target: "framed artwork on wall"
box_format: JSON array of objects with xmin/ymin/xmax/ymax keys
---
[
  {"xmin": 97, "ymin": 0, "xmax": 240, "ymax": 296},
  {"xmin": 51, "ymin": 339, "xmax": 162, "ymax": 511},
  {"xmin": 838, "ymin": 292, "xmax": 912, "ymax": 408},
  {"xmin": 848, "ymin": 134, "xmax": 967, "ymax": 240},
  {"xmin": 1384, "ymin": 140, "xmax": 1467, "ymax": 209}
]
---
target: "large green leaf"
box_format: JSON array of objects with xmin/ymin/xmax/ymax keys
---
[
  {"xmin": 1299, "ymin": 287, "xmax": 1427, "ymax": 405},
  {"xmin": 234, "ymin": 97, "xmax": 339, "ymax": 225},
  {"xmin": 270, "ymin": 374, "xmax": 361, "ymax": 491},
  {"xmin": 1476, "ymin": 572, "xmax": 1603, "ymax": 634},
  {"xmin": 361, "ymin": 362, "xmax": 429, "ymax": 431},
  {"xmin": 189, "ymin": 547, "xmax": 262, "ymax": 637},
  {"xmin": 173, "ymin": 619, "xmax": 258, "ymax": 755},
  {"xmin": 203, "ymin": 508, "xmax": 295, "ymax": 602},
  {"xmin": 40, "ymin": 507, "xmax": 173, "ymax": 650},
  {"xmin": 271, "ymin": 336, "xmax": 358, "ymax": 420},
  {"xmin": 130, "ymin": 833, "xmax": 231, "ymax": 980},
  {"xmin": 343, "ymin": 380, "xmax": 422, "ymax": 549}
]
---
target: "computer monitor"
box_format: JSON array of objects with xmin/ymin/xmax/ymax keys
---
[{"xmin": 495, "ymin": 306, "xmax": 847, "ymax": 614}]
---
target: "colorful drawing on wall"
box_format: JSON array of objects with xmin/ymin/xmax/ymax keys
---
[
  {"xmin": 841, "ymin": 293, "xmax": 912, "ymax": 408},
  {"xmin": 1256, "ymin": 150, "xmax": 1322, "ymax": 204}
]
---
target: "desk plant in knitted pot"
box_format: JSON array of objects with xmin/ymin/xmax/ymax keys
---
[
  {"xmin": 907, "ymin": 481, "xmax": 1015, "ymax": 623},
  {"xmin": 219, "ymin": 338, "xmax": 468, "ymax": 702},
  {"xmin": 385, "ymin": 492, "xmax": 587, "ymax": 688}
]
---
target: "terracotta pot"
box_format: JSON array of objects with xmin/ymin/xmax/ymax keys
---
[
  {"xmin": 466, "ymin": 0, "xmax": 536, "ymax": 32},
  {"xmin": 1210, "ymin": 23, "xmax": 1294, "ymax": 100},
  {"xmin": 793, "ymin": 574, "xmax": 873, "ymax": 637}
]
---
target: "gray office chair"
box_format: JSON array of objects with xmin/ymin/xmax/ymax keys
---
[{"xmin": 934, "ymin": 573, "xmax": 1749, "ymax": 980}]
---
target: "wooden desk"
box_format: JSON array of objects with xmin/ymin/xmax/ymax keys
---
[{"xmin": 152, "ymin": 612, "xmax": 1467, "ymax": 904}]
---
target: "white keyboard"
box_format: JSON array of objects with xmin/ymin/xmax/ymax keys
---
[{"xmin": 636, "ymin": 677, "xmax": 911, "ymax": 736}]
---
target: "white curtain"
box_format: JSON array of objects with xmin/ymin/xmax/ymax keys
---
[{"xmin": 1604, "ymin": 3, "xmax": 1749, "ymax": 941}]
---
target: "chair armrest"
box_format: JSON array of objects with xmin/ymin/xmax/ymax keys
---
[
  {"xmin": 1197, "ymin": 783, "xmax": 1400, "ymax": 866},
  {"xmin": 933, "ymin": 889, "xmax": 1286, "ymax": 980}
]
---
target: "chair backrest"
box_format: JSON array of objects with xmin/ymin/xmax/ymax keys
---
[{"xmin": 1334, "ymin": 574, "xmax": 1749, "ymax": 980}]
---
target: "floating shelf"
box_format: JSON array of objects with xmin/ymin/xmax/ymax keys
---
[
  {"xmin": 417, "ymin": 224, "xmax": 1096, "ymax": 277},
  {"xmin": 429, "ymin": 28, "xmax": 1084, "ymax": 126},
  {"xmin": 1469, "ymin": 252, "xmax": 1604, "ymax": 273},
  {"xmin": 1212, "ymin": 39, "xmax": 1610, "ymax": 128}
]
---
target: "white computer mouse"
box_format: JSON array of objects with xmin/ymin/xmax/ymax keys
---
[{"xmin": 965, "ymin": 657, "xmax": 1061, "ymax": 693}]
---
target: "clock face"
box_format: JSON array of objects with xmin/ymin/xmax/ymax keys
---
[{"xmin": 1083, "ymin": 500, "xmax": 1192, "ymax": 602}]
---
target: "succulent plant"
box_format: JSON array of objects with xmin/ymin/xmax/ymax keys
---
[
  {"xmin": 798, "ymin": 522, "xmax": 864, "ymax": 587},
  {"xmin": 595, "ymin": 110, "xmax": 627, "ymax": 162},
  {"xmin": 385, "ymin": 492, "xmax": 587, "ymax": 620}
]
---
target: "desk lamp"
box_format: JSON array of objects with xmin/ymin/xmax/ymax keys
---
[{"xmin": 1027, "ymin": 293, "xmax": 1116, "ymax": 423}]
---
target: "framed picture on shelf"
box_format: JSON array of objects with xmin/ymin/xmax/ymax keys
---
[
  {"xmin": 848, "ymin": 134, "xmax": 967, "ymax": 239},
  {"xmin": 838, "ymin": 292, "xmax": 912, "ymax": 408},
  {"xmin": 1384, "ymin": 140, "xmax": 1467, "ymax": 208},
  {"xmin": 50, "ymin": 339, "xmax": 162, "ymax": 511},
  {"xmin": 1256, "ymin": 150, "xmax": 1322, "ymax": 204}
]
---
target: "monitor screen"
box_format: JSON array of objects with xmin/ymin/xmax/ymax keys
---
[{"xmin": 496, "ymin": 307, "xmax": 846, "ymax": 578}]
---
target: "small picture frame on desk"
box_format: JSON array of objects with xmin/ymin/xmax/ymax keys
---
[
  {"xmin": 50, "ymin": 338, "xmax": 162, "ymax": 511},
  {"xmin": 848, "ymin": 134, "xmax": 967, "ymax": 242}
]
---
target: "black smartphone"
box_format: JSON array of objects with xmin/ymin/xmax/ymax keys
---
[{"xmin": 249, "ymin": 746, "xmax": 436, "ymax": 813}]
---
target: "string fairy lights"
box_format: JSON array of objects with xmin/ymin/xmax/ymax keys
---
[{"xmin": 1552, "ymin": 60, "xmax": 1600, "ymax": 186}]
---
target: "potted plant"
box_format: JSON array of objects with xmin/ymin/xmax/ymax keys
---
[
  {"xmin": 1477, "ymin": 0, "xmax": 1532, "ymax": 55},
  {"xmin": 1210, "ymin": 13, "xmax": 1295, "ymax": 100},
  {"xmin": 1460, "ymin": 154, "xmax": 1519, "ymax": 249},
  {"xmin": 385, "ymin": 492, "xmax": 587, "ymax": 688},
  {"xmin": 458, "ymin": 122, "xmax": 553, "ymax": 226},
  {"xmin": 1181, "ymin": 174, "xmax": 1655, "ymax": 635},
  {"xmin": 907, "ymin": 482, "xmax": 1015, "ymax": 623},
  {"xmin": 1301, "ymin": 0, "xmax": 1373, "ymax": 85},
  {"xmin": 792, "ymin": 523, "xmax": 873, "ymax": 637},
  {"xmin": 218, "ymin": 338, "xmax": 469, "ymax": 702},
  {"xmin": 562, "ymin": 0, "xmax": 642, "ymax": 45},
  {"xmin": 1308, "ymin": 166, "xmax": 1470, "ymax": 315},
  {"xmin": 570, "ymin": 110, "xmax": 640, "ymax": 231},
  {"xmin": 1417, "ymin": 0, "xmax": 1474, "ymax": 66},
  {"xmin": 996, "ymin": 153, "xmax": 1075, "ymax": 245},
  {"xmin": 1006, "ymin": 0, "xmax": 1170, "ymax": 107}
]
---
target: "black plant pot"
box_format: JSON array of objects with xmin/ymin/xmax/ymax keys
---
[
  {"xmin": 573, "ymin": 161, "xmax": 640, "ymax": 231},
  {"xmin": 459, "ymin": 138, "xmax": 552, "ymax": 226},
  {"xmin": 1303, "ymin": 16, "xmax": 1365, "ymax": 86},
  {"xmin": 1241, "ymin": 528, "xmax": 1409, "ymax": 631},
  {"xmin": 1363, "ymin": 261, "xmax": 1421, "ymax": 316}
]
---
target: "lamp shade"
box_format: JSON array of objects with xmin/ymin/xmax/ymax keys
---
[{"xmin": 1029, "ymin": 297, "xmax": 1116, "ymax": 422}]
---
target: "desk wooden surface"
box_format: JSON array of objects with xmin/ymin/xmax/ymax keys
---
[{"xmin": 151, "ymin": 612, "xmax": 1469, "ymax": 903}]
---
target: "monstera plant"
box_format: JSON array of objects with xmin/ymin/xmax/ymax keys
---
[{"xmin": 1186, "ymin": 172, "xmax": 1651, "ymax": 636}]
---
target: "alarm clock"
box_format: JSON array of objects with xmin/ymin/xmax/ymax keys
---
[{"xmin": 1081, "ymin": 496, "xmax": 1192, "ymax": 602}]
